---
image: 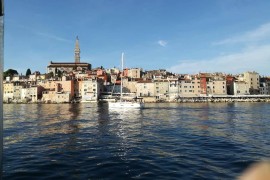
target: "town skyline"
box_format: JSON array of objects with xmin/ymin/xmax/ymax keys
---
[
  {"xmin": 5, "ymin": 0, "xmax": 270, "ymax": 76},
  {"xmin": 3, "ymin": 31, "xmax": 270, "ymax": 103}
]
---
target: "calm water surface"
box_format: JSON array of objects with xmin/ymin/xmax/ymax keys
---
[{"xmin": 3, "ymin": 103, "xmax": 270, "ymax": 179}]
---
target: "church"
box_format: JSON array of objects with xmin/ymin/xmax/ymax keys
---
[{"xmin": 47, "ymin": 36, "xmax": 91, "ymax": 75}]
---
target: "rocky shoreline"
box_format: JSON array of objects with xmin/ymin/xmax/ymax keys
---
[
  {"xmin": 3, "ymin": 97, "xmax": 270, "ymax": 104},
  {"xmin": 173, "ymin": 97, "xmax": 270, "ymax": 103}
]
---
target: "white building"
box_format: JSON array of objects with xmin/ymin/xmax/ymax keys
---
[
  {"xmin": 168, "ymin": 78, "xmax": 180, "ymax": 101},
  {"xmin": 21, "ymin": 86, "xmax": 43, "ymax": 102},
  {"xmin": 233, "ymin": 81, "xmax": 249, "ymax": 95},
  {"xmin": 260, "ymin": 80, "xmax": 270, "ymax": 95},
  {"xmin": 81, "ymin": 79, "xmax": 101, "ymax": 102}
]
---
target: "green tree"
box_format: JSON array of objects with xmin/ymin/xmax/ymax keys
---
[
  {"xmin": 48, "ymin": 72, "xmax": 54, "ymax": 78},
  {"xmin": 26, "ymin": 68, "xmax": 31, "ymax": 76},
  {"xmin": 3, "ymin": 69, "xmax": 18, "ymax": 79},
  {"xmin": 57, "ymin": 70, "xmax": 62, "ymax": 77}
]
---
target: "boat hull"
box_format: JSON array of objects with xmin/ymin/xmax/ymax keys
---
[{"xmin": 108, "ymin": 101, "xmax": 144, "ymax": 109}]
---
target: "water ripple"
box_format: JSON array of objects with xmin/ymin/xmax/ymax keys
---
[{"xmin": 3, "ymin": 102, "xmax": 270, "ymax": 179}]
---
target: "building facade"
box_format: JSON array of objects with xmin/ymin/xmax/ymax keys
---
[{"xmin": 243, "ymin": 71, "xmax": 260, "ymax": 94}]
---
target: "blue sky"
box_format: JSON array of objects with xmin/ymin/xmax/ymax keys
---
[{"xmin": 4, "ymin": 0, "xmax": 270, "ymax": 75}]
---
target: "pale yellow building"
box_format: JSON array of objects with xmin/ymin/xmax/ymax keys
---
[
  {"xmin": 38, "ymin": 79, "xmax": 75, "ymax": 98},
  {"xmin": 42, "ymin": 91, "xmax": 71, "ymax": 103},
  {"xmin": 179, "ymin": 75, "xmax": 201, "ymax": 97},
  {"xmin": 3, "ymin": 82, "xmax": 14, "ymax": 102},
  {"xmin": 136, "ymin": 80, "xmax": 155, "ymax": 97},
  {"xmin": 122, "ymin": 78, "xmax": 138, "ymax": 93},
  {"xmin": 13, "ymin": 82, "xmax": 26, "ymax": 101},
  {"xmin": 124, "ymin": 68, "xmax": 142, "ymax": 78},
  {"xmin": 243, "ymin": 71, "xmax": 260, "ymax": 94},
  {"xmin": 207, "ymin": 77, "xmax": 227, "ymax": 95},
  {"xmin": 154, "ymin": 80, "xmax": 169, "ymax": 100}
]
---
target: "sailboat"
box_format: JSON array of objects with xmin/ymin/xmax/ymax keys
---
[{"xmin": 108, "ymin": 53, "xmax": 144, "ymax": 109}]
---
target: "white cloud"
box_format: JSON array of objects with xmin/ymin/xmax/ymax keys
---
[
  {"xmin": 167, "ymin": 44, "xmax": 270, "ymax": 75},
  {"xmin": 36, "ymin": 32, "xmax": 71, "ymax": 43},
  {"xmin": 13, "ymin": 24, "xmax": 72, "ymax": 43},
  {"xmin": 214, "ymin": 22, "xmax": 270, "ymax": 45},
  {"xmin": 158, "ymin": 40, "xmax": 167, "ymax": 47}
]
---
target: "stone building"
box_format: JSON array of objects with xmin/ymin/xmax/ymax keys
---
[
  {"xmin": 260, "ymin": 78, "xmax": 270, "ymax": 95},
  {"xmin": 233, "ymin": 81, "xmax": 249, "ymax": 95},
  {"xmin": 123, "ymin": 68, "xmax": 142, "ymax": 79},
  {"xmin": 177, "ymin": 75, "xmax": 201, "ymax": 97},
  {"xmin": 47, "ymin": 37, "xmax": 91, "ymax": 75},
  {"xmin": 21, "ymin": 86, "xmax": 44, "ymax": 102},
  {"xmin": 136, "ymin": 80, "xmax": 155, "ymax": 97},
  {"xmin": 3, "ymin": 82, "xmax": 14, "ymax": 102},
  {"xmin": 81, "ymin": 78, "xmax": 101, "ymax": 102},
  {"xmin": 242, "ymin": 71, "xmax": 260, "ymax": 94}
]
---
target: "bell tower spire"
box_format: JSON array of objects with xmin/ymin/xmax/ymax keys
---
[{"xmin": 74, "ymin": 36, "xmax": 80, "ymax": 63}]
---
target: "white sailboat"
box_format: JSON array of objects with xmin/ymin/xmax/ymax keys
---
[{"xmin": 108, "ymin": 53, "xmax": 144, "ymax": 109}]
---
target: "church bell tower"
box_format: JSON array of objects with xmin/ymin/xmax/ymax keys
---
[{"xmin": 74, "ymin": 36, "xmax": 80, "ymax": 63}]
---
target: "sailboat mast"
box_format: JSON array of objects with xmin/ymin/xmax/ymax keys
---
[{"xmin": 120, "ymin": 52, "xmax": 124, "ymax": 99}]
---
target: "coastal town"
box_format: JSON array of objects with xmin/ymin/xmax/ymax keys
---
[{"xmin": 3, "ymin": 37, "xmax": 270, "ymax": 103}]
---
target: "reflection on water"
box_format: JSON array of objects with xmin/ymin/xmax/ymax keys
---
[{"xmin": 3, "ymin": 102, "xmax": 270, "ymax": 179}]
